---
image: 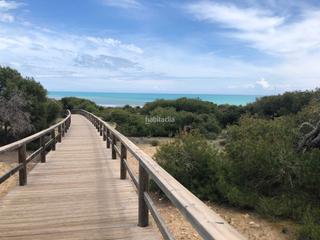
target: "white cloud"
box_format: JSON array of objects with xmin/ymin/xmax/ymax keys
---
[
  {"xmin": 186, "ymin": 1, "xmax": 320, "ymax": 56},
  {"xmin": 0, "ymin": 0, "xmax": 19, "ymax": 10},
  {"xmin": 185, "ymin": 1, "xmax": 320, "ymax": 92},
  {"xmin": 186, "ymin": 2, "xmax": 284, "ymax": 32},
  {"xmin": 0, "ymin": 0, "xmax": 21, "ymax": 23},
  {"xmin": 0, "ymin": 12, "xmax": 13, "ymax": 22},
  {"xmin": 102, "ymin": 0, "xmax": 140, "ymax": 9},
  {"xmin": 256, "ymin": 78, "xmax": 270, "ymax": 89}
]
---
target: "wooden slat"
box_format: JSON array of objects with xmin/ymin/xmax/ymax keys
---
[{"xmin": 0, "ymin": 114, "xmax": 160, "ymax": 240}]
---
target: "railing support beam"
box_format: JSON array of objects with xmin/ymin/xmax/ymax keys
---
[
  {"xmin": 138, "ymin": 163, "xmax": 149, "ymax": 227},
  {"xmin": 120, "ymin": 144, "xmax": 127, "ymax": 179},
  {"xmin": 112, "ymin": 134, "xmax": 117, "ymax": 159},
  {"xmin": 58, "ymin": 125, "xmax": 62, "ymax": 142},
  {"xmin": 18, "ymin": 144, "xmax": 27, "ymax": 186},
  {"xmin": 106, "ymin": 129, "xmax": 110, "ymax": 148},
  {"xmin": 51, "ymin": 130, "xmax": 56, "ymax": 151},
  {"xmin": 40, "ymin": 136, "xmax": 46, "ymax": 163},
  {"xmin": 103, "ymin": 126, "xmax": 106, "ymax": 141}
]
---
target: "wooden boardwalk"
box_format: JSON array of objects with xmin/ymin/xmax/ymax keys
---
[{"xmin": 0, "ymin": 114, "xmax": 160, "ymax": 240}]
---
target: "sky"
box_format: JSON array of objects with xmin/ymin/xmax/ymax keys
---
[{"xmin": 0, "ymin": 0, "xmax": 320, "ymax": 94}]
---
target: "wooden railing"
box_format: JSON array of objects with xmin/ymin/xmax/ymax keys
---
[
  {"xmin": 76, "ymin": 109, "xmax": 246, "ymax": 240},
  {"xmin": 0, "ymin": 110, "xmax": 71, "ymax": 186}
]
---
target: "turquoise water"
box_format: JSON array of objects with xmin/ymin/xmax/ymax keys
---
[{"xmin": 48, "ymin": 91, "xmax": 260, "ymax": 107}]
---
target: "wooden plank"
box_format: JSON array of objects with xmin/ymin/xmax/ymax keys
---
[{"xmin": 0, "ymin": 114, "xmax": 160, "ymax": 240}]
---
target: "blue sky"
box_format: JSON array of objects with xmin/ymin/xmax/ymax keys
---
[{"xmin": 0, "ymin": 0, "xmax": 320, "ymax": 94}]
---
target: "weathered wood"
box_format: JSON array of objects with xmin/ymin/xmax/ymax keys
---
[
  {"xmin": 0, "ymin": 114, "xmax": 160, "ymax": 240},
  {"xmin": 100, "ymin": 123, "xmax": 103, "ymax": 136},
  {"xmin": 58, "ymin": 125, "xmax": 62, "ymax": 142},
  {"xmin": 138, "ymin": 162, "xmax": 149, "ymax": 227},
  {"xmin": 103, "ymin": 126, "xmax": 106, "ymax": 141},
  {"xmin": 51, "ymin": 130, "xmax": 56, "ymax": 151},
  {"xmin": 18, "ymin": 144, "xmax": 27, "ymax": 186},
  {"xmin": 106, "ymin": 129, "xmax": 111, "ymax": 148},
  {"xmin": 39, "ymin": 136, "xmax": 46, "ymax": 163},
  {"xmin": 120, "ymin": 144, "xmax": 127, "ymax": 180},
  {"xmin": 62, "ymin": 123, "xmax": 65, "ymax": 137},
  {"xmin": 111, "ymin": 134, "xmax": 117, "ymax": 159}
]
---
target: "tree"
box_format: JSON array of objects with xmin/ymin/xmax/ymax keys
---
[
  {"xmin": 0, "ymin": 91, "xmax": 33, "ymax": 142},
  {"xmin": 0, "ymin": 66, "xmax": 62, "ymax": 144}
]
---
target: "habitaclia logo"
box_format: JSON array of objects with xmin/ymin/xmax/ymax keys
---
[{"xmin": 145, "ymin": 116, "xmax": 175, "ymax": 124}]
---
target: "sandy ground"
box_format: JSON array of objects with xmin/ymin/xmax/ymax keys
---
[
  {"xmin": 0, "ymin": 151, "xmax": 39, "ymax": 198},
  {"xmin": 0, "ymin": 151, "xmax": 19, "ymax": 198},
  {"xmin": 126, "ymin": 139, "xmax": 298, "ymax": 240}
]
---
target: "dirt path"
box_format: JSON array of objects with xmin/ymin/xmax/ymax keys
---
[{"xmin": 127, "ymin": 140, "xmax": 298, "ymax": 240}]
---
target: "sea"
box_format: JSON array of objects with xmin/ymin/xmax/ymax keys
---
[{"xmin": 48, "ymin": 91, "xmax": 261, "ymax": 107}]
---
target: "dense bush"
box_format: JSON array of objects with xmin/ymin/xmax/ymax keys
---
[
  {"xmin": 246, "ymin": 90, "xmax": 319, "ymax": 118},
  {"xmin": 101, "ymin": 98, "xmax": 224, "ymax": 138},
  {"xmin": 60, "ymin": 97, "xmax": 102, "ymax": 114},
  {"xmin": 0, "ymin": 67, "xmax": 63, "ymax": 144},
  {"xmin": 143, "ymin": 97, "xmax": 220, "ymax": 114},
  {"xmin": 154, "ymin": 130, "xmax": 222, "ymax": 200},
  {"xmin": 155, "ymin": 105, "xmax": 320, "ymax": 239}
]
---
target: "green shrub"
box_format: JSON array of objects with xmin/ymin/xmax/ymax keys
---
[
  {"xmin": 46, "ymin": 99, "xmax": 63, "ymax": 124},
  {"xmin": 154, "ymin": 130, "xmax": 222, "ymax": 200},
  {"xmin": 60, "ymin": 97, "xmax": 102, "ymax": 114},
  {"xmin": 299, "ymin": 209, "xmax": 320, "ymax": 240},
  {"xmin": 245, "ymin": 90, "xmax": 319, "ymax": 117}
]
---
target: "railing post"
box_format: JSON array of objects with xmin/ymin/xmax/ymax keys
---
[
  {"xmin": 112, "ymin": 134, "xmax": 117, "ymax": 159},
  {"xmin": 64, "ymin": 121, "xmax": 68, "ymax": 133},
  {"xmin": 99, "ymin": 122, "xmax": 103, "ymax": 136},
  {"xmin": 120, "ymin": 143, "xmax": 127, "ymax": 179},
  {"xmin": 103, "ymin": 126, "xmax": 106, "ymax": 141},
  {"xmin": 58, "ymin": 125, "xmax": 62, "ymax": 142},
  {"xmin": 138, "ymin": 163, "xmax": 149, "ymax": 227},
  {"xmin": 18, "ymin": 144, "xmax": 27, "ymax": 186},
  {"xmin": 62, "ymin": 123, "xmax": 65, "ymax": 137},
  {"xmin": 40, "ymin": 136, "xmax": 46, "ymax": 163},
  {"xmin": 106, "ymin": 129, "xmax": 110, "ymax": 148},
  {"xmin": 51, "ymin": 130, "xmax": 56, "ymax": 151}
]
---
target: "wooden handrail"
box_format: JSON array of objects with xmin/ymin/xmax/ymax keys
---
[
  {"xmin": 0, "ymin": 110, "xmax": 71, "ymax": 186},
  {"xmin": 76, "ymin": 109, "xmax": 246, "ymax": 240}
]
